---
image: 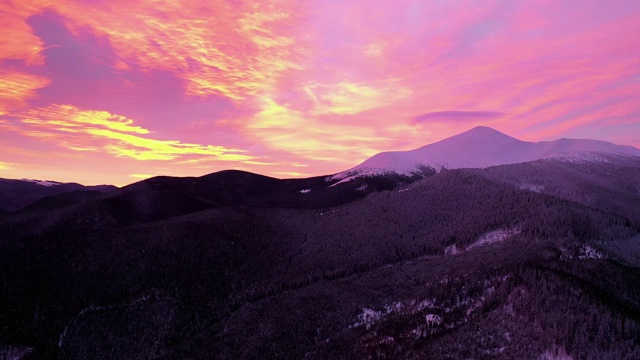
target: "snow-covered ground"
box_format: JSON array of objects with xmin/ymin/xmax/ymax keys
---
[
  {"xmin": 577, "ymin": 245, "xmax": 605, "ymax": 260},
  {"xmin": 519, "ymin": 183, "xmax": 544, "ymax": 193},
  {"xmin": 445, "ymin": 227, "xmax": 521, "ymax": 256},
  {"xmin": 467, "ymin": 228, "xmax": 521, "ymax": 250}
]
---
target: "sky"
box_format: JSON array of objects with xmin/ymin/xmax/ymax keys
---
[{"xmin": 1, "ymin": 0, "xmax": 640, "ymax": 186}]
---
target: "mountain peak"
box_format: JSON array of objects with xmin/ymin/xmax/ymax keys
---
[
  {"xmin": 466, "ymin": 125, "xmax": 503, "ymax": 134},
  {"xmin": 460, "ymin": 126, "xmax": 515, "ymax": 139},
  {"xmin": 332, "ymin": 126, "xmax": 640, "ymax": 181},
  {"xmin": 434, "ymin": 126, "xmax": 519, "ymax": 146}
]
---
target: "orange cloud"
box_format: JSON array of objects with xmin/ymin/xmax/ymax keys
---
[
  {"xmin": 304, "ymin": 80, "xmax": 412, "ymax": 115},
  {"xmin": 0, "ymin": 70, "xmax": 50, "ymax": 113},
  {"xmin": 20, "ymin": 104, "xmax": 149, "ymax": 134},
  {"xmin": 0, "ymin": 1, "xmax": 47, "ymax": 66},
  {"xmin": 1, "ymin": 0, "xmax": 306, "ymax": 104},
  {"xmin": 12, "ymin": 104, "xmax": 255, "ymax": 162},
  {"xmin": 272, "ymin": 171, "xmax": 309, "ymax": 177},
  {"xmin": 13, "ymin": 0, "xmax": 306, "ymax": 102},
  {"xmin": 129, "ymin": 173, "xmax": 155, "ymax": 180},
  {"xmin": 245, "ymin": 95, "xmax": 407, "ymax": 166}
]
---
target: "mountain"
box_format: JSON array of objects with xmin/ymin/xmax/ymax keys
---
[
  {"xmin": 332, "ymin": 126, "xmax": 640, "ymax": 180},
  {"xmin": 0, "ymin": 170, "xmax": 414, "ymax": 233},
  {"xmin": 0, "ymin": 178, "xmax": 117, "ymax": 212},
  {"xmin": 1, "ymin": 132, "xmax": 640, "ymax": 359},
  {"xmin": 1, "ymin": 156, "xmax": 640, "ymax": 359}
]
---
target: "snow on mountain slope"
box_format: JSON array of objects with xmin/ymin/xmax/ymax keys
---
[
  {"xmin": 20, "ymin": 179, "xmax": 63, "ymax": 187},
  {"xmin": 331, "ymin": 126, "xmax": 640, "ymax": 180}
]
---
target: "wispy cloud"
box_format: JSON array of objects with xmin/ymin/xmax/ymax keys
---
[
  {"xmin": 412, "ymin": 111, "xmax": 504, "ymax": 124},
  {"xmin": 0, "ymin": 70, "xmax": 50, "ymax": 113},
  {"xmin": 305, "ymin": 80, "xmax": 412, "ymax": 115},
  {"xmin": 12, "ymin": 104, "xmax": 255, "ymax": 162},
  {"xmin": 0, "ymin": 1, "xmax": 47, "ymax": 66}
]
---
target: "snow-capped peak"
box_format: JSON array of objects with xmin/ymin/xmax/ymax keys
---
[{"xmin": 329, "ymin": 126, "xmax": 640, "ymax": 182}]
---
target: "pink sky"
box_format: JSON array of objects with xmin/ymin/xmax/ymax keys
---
[{"xmin": 1, "ymin": 0, "xmax": 640, "ymax": 186}]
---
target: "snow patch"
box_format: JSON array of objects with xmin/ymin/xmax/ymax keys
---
[
  {"xmin": 410, "ymin": 314, "xmax": 443, "ymax": 339},
  {"xmin": 20, "ymin": 178, "xmax": 61, "ymax": 187},
  {"xmin": 467, "ymin": 228, "xmax": 521, "ymax": 250},
  {"xmin": 298, "ymin": 188, "xmax": 311, "ymax": 194},
  {"xmin": 351, "ymin": 302, "xmax": 407, "ymax": 329},
  {"xmin": 352, "ymin": 308, "xmax": 383, "ymax": 329},
  {"xmin": 385, "ymin": 302, "xmax": 403, "ymax": 313},
  {"xmin": 354, "ymin": 275, "xmax": 509, "ymax": 342},
  {"xmin": 444, "ymin": 244, "xmax": 461, "ymax": 255},
  {"xmin": 327, "ymin": 175, "xmax": 356, "ymax": 187},
  {"xmin": 327, "ymin": 167, "xmax": 392, "ymax": 185},
  {"xmin": 544, "ymin": 151, "xmax": 611, "ymax": 164},
  {"xmin": 355, "ymin": 184, "xmax": 368, "ymax": 191},
  {"xmin": 519, "ymin": 183, "xmax": 544, "ymax": 193},
  {"xmin": 424, "ymin": 313, "xmax": 442, "ymax": 326},
  {"xmin": 445, "ymin": 228, "xmax": 520, "ymax": 255},
  {"xmin": 539, "ymin": 344, "xmax": 573, "ymax": 360},
  {"xmin": 578, "ymin": 245, "xmax": 605, "ymax": 260}
]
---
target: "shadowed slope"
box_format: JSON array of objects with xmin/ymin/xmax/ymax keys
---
[{"xmin": 0, "ymin": 178, "xmax": 117, "ymax": 212}]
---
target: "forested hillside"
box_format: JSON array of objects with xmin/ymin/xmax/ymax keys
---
[{"xmin": 1, "ymin": 158, "xmax": 639, "ymax": 359}]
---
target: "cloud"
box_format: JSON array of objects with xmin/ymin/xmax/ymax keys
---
[
  {"xmin": 129, "ymin": 173, "xmax": 155, "ymax": 179},
  {"xmin": 64, "ymin": 0, "xmax": 302, "ymax": 102},
  {"xmin": 271, "ymin": 171, "xmax": 309, "ymax": 178},
  {"xmin": 4, "ymin": 0, "xmax": 307, "ymax": 103},
  {"xmin": 0, "ymin": 70, "xmax": 51, "ymax": 112},
  {"xmin": 12, "ymin": 104, "xmax": 255, "ymax": 162},
  {"xmin": 305, "ymin": 80, "xmax": 412, "ymax": 115},
  {"xmin": 245, "ymin": 95, "xmax": 403, "ymax": 165},
  {"xmin": 0, "ymin": 1, "xmax": 47, "ymax": 66},
  {"xmin": 21, "ymin": 104, "xmax": 149, "ymax": 134},
  {"xmin": 412, "ymin": 111, "xmax": 504, "ymax": 124}
]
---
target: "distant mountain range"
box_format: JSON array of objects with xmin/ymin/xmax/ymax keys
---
[
  {"xmin": 2, "ymin": 126, "xmax": 638, "ymax": 214},
  {"xmin": 332, "ymin": 126, "xmax": 640, "ymax": 181},
  {"xmin": 0, "ymin": 178, "xmax": 117, "ymax": 212}
]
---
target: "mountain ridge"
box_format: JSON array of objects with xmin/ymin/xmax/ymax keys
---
[
  {"xmin": 2, "ymin": 126, "xmax": 639, "ymax": 213},
  {"xmin": 332, "ymin": 126, "xmax": 640, "ymax": 180},
  {"xmin": 0, "ymin": 178, "xmax": 117, "ymax": 212}
]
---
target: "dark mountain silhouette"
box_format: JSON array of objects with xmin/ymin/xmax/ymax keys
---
[
  {"xmin": 0, "ymin": 178, "xmax": 117, "ymax": 212},
  {"xmin": 4, "ymin": 170, "xmax": 418, "ymax": 230}
]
